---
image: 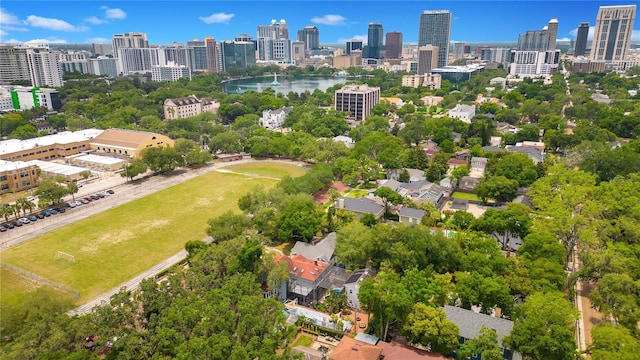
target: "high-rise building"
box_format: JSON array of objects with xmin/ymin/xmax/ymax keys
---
[
  {"xmin": 257, "ymin": 19, "xmax": 292, "ymax": 63},
  {"xmin": 297, "ymin": 25, "xmax": 320, "ymax": 51},
  {"xmin": 451, "ymin": 42, "xmax": 466, "ymax": 60},
  {"xmin": 334, "ymin": 84, "xmax": 381, "ymax": 121},
  {"xmin": 517, "ymin": 19, "xmax": 559, "ymax": 51},
  {"xmin": 509, "ymin": 50, "xmax": 561, "ymax": 75},
  {"xmin": 88, "ymin": 57, "xmax": 117, "ymax": 77},
  {"xmin": 161, "ymin": 44, "xmax": 195, "ymax": 71},
  {"xmin": 205, "ymin": 37, "xmax": 218, "ymax": 73},
  {"xmin": 385, "ymin": 31, "xmax": 403, "ymax": 59},
  {"xmin": 418, "ymin": 10, "xmax": 451, "ymax": 68},
  {"xmin": 151, "ymin": 62, "xmax": 191, "ymax": 82},
  {"xmin": 574, "ymin": 22, "xmax": 590, "ymax": 56},
  {"xmin": 366, "ymin": 23, "xmax": 384, "ymax": 59},
  {"xmin": 346, "ymin": 40, "xmax": 363, "ymax": 55},
  {"xmin": 187, "ymin": 39, "xmax": 208, "ymax": 72},
  {"xmin": 480, "ymin": 48, "xmax": 512, "ymax": 63},
  {"xmin": 235, "ymin": 34, "xmax": 253, "ymax": 42},
  {"xmin": 217, "ymin": 40, "xmax": 256, "ymax": 71},
  {"xmin": 417, "ymin": 45, "xmax": 439, "ymax": 75},
  {"xmin": 23, "ymin": 45, "xmax": 63, "ymax": 87},
  {"xmin": 291, "ymin": 41, "xmax": 305, "ymax": 64},
  {"xmin": 112, "ymin": 32, "xmax": 149, "ymax": 55},
  {"xmin": 591, "ymin": 5, "xmax": 636, "ymax": 62},
  {"xmin": 92, "ymin": 43, "xmax": 113, "ymax": 57},
  {"xmin": 0, "ymin": 45, "xmax": 30, "ymax": 85},
  {"xmin": 547, "ymin": 19, "xmax": 559, "ymax": 51}
]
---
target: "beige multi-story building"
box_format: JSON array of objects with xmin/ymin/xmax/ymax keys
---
[
  {"xmin": 402, "ymin": 73, "xmax": 442, "ymax": 89},
  {"xmin": 334, "ymin": 84, "xmax": 380, "ymax": 121},
  {"xmin": 0, "ymin": 160, "xmax": 39, "ymax": 195},
  {"xmin": 0, "ymin": 130, "xmax": 102, "ymax": 162},
  {"xmin": 591, "ymin": 5, "xmax": 636, "ymax": 63},
  {"xmin": 90, "ymin": 129, "xmax": 174, "ymax": 159},
  {"xmin": 332, "ymin": 51, "xmax": 363, "ymax": 69},
  {"xmin": 163, "ymin": 95, "xmax": 220, "ymax": 120},
  {"xmin": 417, "ymin": 45, "xmax": 439, "ymax": 75}
]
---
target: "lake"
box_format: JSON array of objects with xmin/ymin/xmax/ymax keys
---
[{"xmin": 221, "ymin": 75, "xmax": 349, "ymax": 95}]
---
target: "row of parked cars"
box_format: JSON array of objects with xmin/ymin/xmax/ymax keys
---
[{"xmin": 0, "ymin": 189, "xmax": 114, "ymax": 232}]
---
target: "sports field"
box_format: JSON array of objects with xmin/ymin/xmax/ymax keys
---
[{"xmin": 0, "ymin": 162, "xmax": 305, "ymax": 305}]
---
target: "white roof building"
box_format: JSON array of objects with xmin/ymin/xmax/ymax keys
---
[{"xmin": 448, "ymin": 104, "xmax": 476, "ymax": 123}]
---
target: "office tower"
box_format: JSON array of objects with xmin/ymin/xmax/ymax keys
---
[
  {"xmin": 346, "ymin": 39, "xmax": 363, "ymax": 55},
  {"xmin": 451, "ymin": 42, "xmax": 466, "ymax": 60},
  {"xmin": 161, "ymin": 44, "xmax": 195, "ymax": 71},
  {"xmin": 235, "ymin": 34, "xmax": 253, "ymax": 42},
  {"xmin": 291, "ymin": 41, "xmax": 305, "ymax": 64},
  {"xmin": 481, "ymin": 48, "xmax": 511, "ymax": 63},
  {"xmin": 92, "ymin": 43, "xmax": 113, "ymax": 57},
  {"xmin": 385, "ymin": 31, "xmax": 403, "ymax": 59},
  {"xmin": 334, "ymin": 85, "xmax": 381, "ymax": 121},
  {"xmin": 418, "ymin": 10, "xmax": 451, "ymax": 68},
  {"xmin": 417, "ymin": 45, "xmax": 439, "ymax": 75},
  {"xmin": 112, "ymin": 32, "xmax": 149, "ymax": 55},
  {"xmin": 116, "ymin": 48, "xmax": 161, "ymax": 75},
  {"xmin": 366, "ymin": 23, "xmax": 384, "ymax": 59},
  {"xmin": 297, "ymin": 25, "xmax": 320, "ymax": 51},
  {"xmin": 574, "ymin": 22, "xmax": 590, "ymax": 56},
  {"xmin": 88, "ymin": 57, "xmax": 117, "ymax": 77},
  {"xmin": 547, "ymin": 19, "xmax": 559, "ymax": 50},
  {"xmin": 23, "ymin": 45, "xmax": 63, "ymax": 87},
  {"xmin": 0, "ymin": 45, "xmax": 30, "ymax": 85},
  {"xmin": 205, "ymin": 37, "xmax": 218, "ymax": 73},
  {"xmin": 591, "ymin": 5, "xmax": 636, "ymax": 62},
  {"xmin": 217, "ymin": 40, "xmax": 257, "ymax": 71},
  {"xmin": 187, "ymin": 39, "xmax": 208, "ymax": 72},
  {"xmin": 257, "ymin": 19, "xmax": 291, "ymax": 62}
]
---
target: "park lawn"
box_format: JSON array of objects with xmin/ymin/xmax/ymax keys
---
[
  {"xmin": 0, "ymin": 268, "xmax": 73, "ymax": 307},
  {"xmin": 452, "ymin": 191, "xmax": 481, "ymax": 201},
  {"xmin": 0, "ymin": 163, "xmax": 303, "ymax": 304},
  {"xmin": 346, "ymin": 189, "xmax": 369, "ymax": 198},
  {"xmin": 291, "ymin": 334, "xmax": 315, "ymax": 348},
  {"xmin": 223, "ymin": 162, "xmax": 307, "ymax": 179}
]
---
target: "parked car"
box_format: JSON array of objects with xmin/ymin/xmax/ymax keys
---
[
  {"xmin": 84, "ymin": 196, "xmax": 93, "ymax": 202},
  {"xmin": 57, "ymin": 207, "xmax": 66, "ymax": 213},
  {"xmin": 96, "ymin": 193, "xmax": 105, "ymax": 198},
  {"xmin": 107, "ymin": 189, "xmax": 115, "ymax": 195},
  {"xmin": 73, "ymin": 200, "xmax": 82, "ymax": 206},
  {"xmin": 67, "ymin": 202, "xmax": 76, "ymax": 208},
  {"xmin": 13, "ymin": 220, "xmax": 23, "ymax": 227},
  {"xmin": 90, "ymin": 195, "xmax": 100, "ymax": 200},
  {"xmin": 49, "ymin": 209, "xmax": 58, "ymax": 215},
  {"xmin": 0, "ymin": 225, "xmax": 7, "ymax": 232},
  {"xmin": 28, "ymin": 215, "xmax": 38, "ymax": 222},
  {"xmin": 43, "ymin": 209, "xmax": 53, "ymax": 216},
  {"xmin": 26, "ymin": 196, "xmax": 37, "ymax": 202},
  {"xmin": 18, "ymin": 217, "xmax": 30, "ymax": 224},
  {"xmin": 80, "ymin": 199, "xmax": 89, "ymax": 204},
  {"xmin": 4, "ymin": 222, "xmax": 14, "ymax": 229},
  {"xmin": 36, "ymin": 213, "xmax": 45, "ymax": 219}
]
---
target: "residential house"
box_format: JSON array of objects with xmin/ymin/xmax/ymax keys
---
[
  {"xmin": 447, "ymin": 158, "xmax": 468, "ymax": 171},
  {"xmin": 335, "ymin": 197, "xmax": 385, "ymax": 220},
  {"xmin": 330, "ymin": 336, "xmax": 382, "ymax": 360},
  {"xmin": 333, "ymin": 135, "xmax": 355, "ymax": 148},
  {"xmin": 275, "ymin": 254, "xmax": 331, "ymax": 305},
  {"xmin": 290, "ymin": 232, "xmax": 337, "ymax": 264},
  {"xmin": 163, "ymin": 95, "xmax": 219, "ymax": 120},
  {"xmin": 388, "ymin": 168, "xmax": 426, "ymax": 182},
  {"xmin": 259, "ymin": 106, "xmax": 293, "ymax": 130},
  {"xmin": 344, "ymin": 268, "xmax": 376, "ymax": 310},
  {"xmin": 421, "ymin": 95, "xmax": 444, "ymax": 107},
  {"xmin": 399, "ymin": 207, "xmax": 426, "ymax": 226},
  {"xmin": 421, "ymin": 139, "xmax": 441, "ymax": 152},
  {"xmin": 591, "ymin": 93, "xmax": 612, "ymax": 104},
  {"xmin": 377, "ymin": 341, "xmax": 449, "ymax": 360},
  {"xmin": 451, "ymin": 198, "xmax": 469, "ymax": 211},
  {"xmin": 439, "ymin": 177, "xmax": 453, "ymax": 191},
  {"xmin": 470, "ymin": 157, "xmax": 488, "ymax": 176},
  {"xmin": 512, "ymin": 195, "xmax": 534, "ymax": 209},
  {"xmin": 496, "ymin": 122, "xmax": 520, "ymax": 134},
  {"xmin": 489, "ymin": 77, "xmax": 507, "ymax": 88},
  {"xmin": 490, "ymin": 136, "xmax": 503, "ymax": 147},
  {"xmin": 505, "ymin": 145, "xmax": 544, "ymax": 164},
  {"xmin": 451, "ymin": 131, "xmax": 463, "ymax": 144},
  {"xmin": 448, "ymin": 104, "xmax": 476, "ymax": 123},
  {"xmin": 459, "ymin": 176, "xmax": 481, "ymax": 192},
  {"xmin": 455, "ymin": 149, "xmax": 470, "ymax": 161},
  {"xmin": 443, "ymin": 305, "xmax": 522, "ymax": 360}
]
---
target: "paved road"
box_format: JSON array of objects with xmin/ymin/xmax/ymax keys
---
[{"xmin": 0, "ymin": 159, "xmax": 307, "ymax": 316}]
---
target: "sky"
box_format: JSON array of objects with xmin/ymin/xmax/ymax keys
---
[{"xmin": 1, "ymin": 1, "xmax": 639, "ymax": 46}]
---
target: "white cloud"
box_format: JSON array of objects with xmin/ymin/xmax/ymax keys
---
[
  {"xmin": 632, "ymin": 29, "xmax": 640, "ymax": 42},
  {"xmin": 104, "ymin": 8, "xmax": 126, "ymax": 20},
  {"xmin": 3, "ymin": 38, "xmax": 23, "ymax": 44},
  {"xmin": 25, "ymin": 15, "xmax": 86, "ymax": 31},
  {"xmin": 25, "ymin": 38, "xmax": 67, "ymax": 44},
  {"xmin": 557, "ymin": 37, "xmax": 571, "ymax": 42},
  {"xmin": 0, "ymin": 29, "xmax": 7, "ymax": 37},
  {"xmin": 199, "ymin": 12, "xmax": 234, "ymax": 24},
  {"xmin": 336, "ymin": 34, "xmax": 367, "ymax": 44},
  {"xmin": 2, "ymin": 25, "xmax": 29, "ymax": 32},
  {"xmin": 85, "ymin": 16, "xmax": 106, "ymax": 25},
  {"xmin": 311, "ymin": 14, "xmax": 346, "ymax": 26},
  {"xmin": 0, "ymin": 8, "xmax": 20, "ymax": 24},
  {"xmin": 85, "ymin": 37, "xmax": 110, "ymax": 44}
]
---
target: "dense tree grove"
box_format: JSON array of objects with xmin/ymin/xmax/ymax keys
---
[{"xmin": 3, "ymin": 64, "xmax": 640, "ymax": 359}]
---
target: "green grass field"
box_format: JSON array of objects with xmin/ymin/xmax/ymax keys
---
[
  {"xmin": 452, "ymin": 191, "xmax": 481, "ymax": 201},
  {"xmin": 345, "ymin": 189, "xmax": 369, "ymax": 198},
  {"xmin": 222, "ymin": 162, "xmax": 307, "ymax": 179},
  {"xmin": 291, "ymin": 334, "xmax": 315, "ymax": 348},
  {"xmin": 0, "ymin": 162, "xmax": 304, "ymax": 305}
]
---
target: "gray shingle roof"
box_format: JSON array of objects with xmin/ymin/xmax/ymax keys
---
[
  {"xmin": 337, "ymin": 197, "xmax": 384, "ymax": 215},
  {"xmin": 399, "ymin": 207, "xmax": 426, "ymax": 219},
  {"xmin": 290, "ymin": 232, "xmax": 337, "ymax": 263},
  {"xmin": 443, "ymin": 305, "xmax": 514, "ymax": 347}
]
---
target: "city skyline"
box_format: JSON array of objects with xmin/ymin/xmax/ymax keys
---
[{"xmin": 1, "ymin": 1, "xmax": 640, "ymax": 46}]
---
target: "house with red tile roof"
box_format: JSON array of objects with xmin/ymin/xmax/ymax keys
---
[{"xmin": 275, "ymin": 254, "xmax": 331, "ymax": 305}]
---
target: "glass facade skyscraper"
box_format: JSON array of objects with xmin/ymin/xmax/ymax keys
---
[
  {"xmin": 574, "ymin": 22, "xmax": 589, "ymax": 56},
  {"xmin": 366, "ymin": 23, "xmax": 384, "ymax": 59},
  {"xmin": 418, "ymin": 10, "xmax": 451, "ymax": 68}
]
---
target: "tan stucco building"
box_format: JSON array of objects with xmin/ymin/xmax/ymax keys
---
[
  {"xmin": 0, "ymin": 160, "xmax": 39, "ymax": 195},
  {"xmin": 90, "ymin": 129, "xmax": 174, "ymax": 159}
]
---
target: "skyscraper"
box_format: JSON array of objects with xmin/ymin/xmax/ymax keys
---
[
  {"xmin": 112, "ymin": 32, "xmax": 149, "ymax": 55},
  {"xmin": 366, "ymin": 23, "xmax": 384, "ymax": 59},
  {"xmin": 205, "ymin": 37, "xmax": 218, "ymax": 73},
  {"xmin": 346, "ymin": 40, "xmax": 363, "ymax": 55},
  {"xmin": 187, "ymin": 39, "xmax": 208, "ymax": 72},
  {"xmin": 257, "ymin": 19, "xmax": 291, "ymax": 62},
  {"xmin": 23, "ymin": 45, "xmax": 63, "ymax": 87},
  {"xmin": 385, "ymin": 31, "xmax": 403, "ymax": 59},
  {"xmin": 517, "ymin": 19, "xmax": 560, "ymax": 51},
  {"xmin": 0, "ymin": 45, "xmax": 30, "ymax": 85},
  {"xmin": 574, "ymin": 22, "xmax": 590, "ymax": 56},
  {"xmin": 546, "ymin": 19, "xmax": 559, "ymax": 51},
  {"xmin": 591, "ymin": 5, "xmax": 636, "ymax": 62},
  {"xmin": 417, "ymin": 45, "xmax": 439, "ymax": 75},
  {"xmin": 418, "ymin": 10, "xmax": 451, "ymax": 68},
  {"xmin": 297, "ymin": 25, "xmax": 320, "ymax": 51}
]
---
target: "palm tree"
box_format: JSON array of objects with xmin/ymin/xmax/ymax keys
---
[
  {"xmin": 16, "ymin": 198, "xmax": 30, "ymax": 216},
  {"xmin": 0, "ymin": 206, "xmax": 12, "ymax": 222},
  {"xmin": 10, "ymin": 204, "xmax": 20, "ymax": 219},
  {"xmin": 67, "ymin": 182, "xmax": 79, "ymax": 201}
]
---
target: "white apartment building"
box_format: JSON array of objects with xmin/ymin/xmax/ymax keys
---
[
  {"xmin": 334, "ymin": 84, "xmax": 381, "ymax": 121},
  {"xmin": 509, "ymin": 50, "xmax": 560, "ymax": 76},
  {"xmin": 152, "ymin": 62, "xmax": 191, "ymax": 82},
  {"xmin": 0, "ymin": 86, "xmax": 61, "ymax": 111},
  {"xmin": 448, "ymin": 104, "xmax": 476, "ymax": 123},
  {"xmin": 163, "ymin": 95, "xmax": 219, "ymax": 120}
]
